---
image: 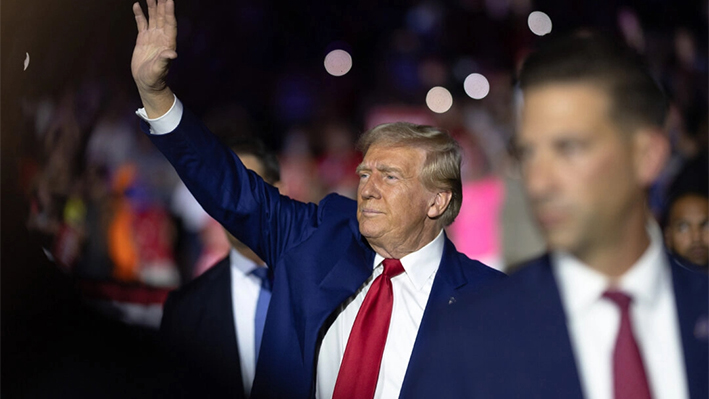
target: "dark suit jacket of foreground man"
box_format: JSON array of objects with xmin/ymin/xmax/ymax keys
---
[
  {"xmin": 400, "ymin": 254, "xmax": 708, "ymax": 399},
  {"xmin": 161, "ymin": 256, "xmax": 246, "ymax": 398},
  {"xmin": 144, "ymin": 108, "xmax": 505, "ymax": 399}
]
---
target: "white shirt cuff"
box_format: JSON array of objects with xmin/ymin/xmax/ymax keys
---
[{"xmin": 135, "ymin": 94, "xmax": 184, "ymax": 135}]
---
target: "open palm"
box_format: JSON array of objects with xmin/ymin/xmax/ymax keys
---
[{"xmin": 131, "ymin": 0, "xmax": 177, "ymax": 93}]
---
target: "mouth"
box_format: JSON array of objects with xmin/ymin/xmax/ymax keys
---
[
  {"xmin": 687, "ymin": 246, "xmax": 709, "ymax": 259},
  {"xmin": 534, "ymin": 209, "xmax": 567, "ymax": 230},
  {"xmin": 359, "ymin": 208, "xmax": 383, "ymax": 217}
]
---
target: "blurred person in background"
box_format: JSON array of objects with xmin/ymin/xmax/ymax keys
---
[
  {"xmin": 661, "ymin": 143, "xmax": 708, "ymax": 270},
  {"xmin": 129, "ymin": 1, "xmax": 504, "ymax": 398},
  {"xmin": 404, "ymin": 32, "xmax": 708, "ymax": 399},
  {"xmin": 663, "ymin": 190, "xmax": 708, "ymax": 269},
  {"xmin": 161, "ymin": 137, "xmax": 281, "ymax": 398}
]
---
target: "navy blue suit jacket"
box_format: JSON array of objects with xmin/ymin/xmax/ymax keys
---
[
  {"xmin": 401, "ymin": 254, "xmax": 709, "ymax": 399},
  {"xmin": 145, "ymin": 108, "xmax": 506, "ymax": 399},
  {"xmin": 161, "ymin": 256, "xmax": 247, "ymax": 399}
]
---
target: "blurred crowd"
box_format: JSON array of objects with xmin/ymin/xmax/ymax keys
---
[{"xmin": 16, "ymin": 0, "xmax": 707, "ymax": 328}]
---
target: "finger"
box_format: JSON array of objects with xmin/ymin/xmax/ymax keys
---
[
  {"xmin": 156, "ymin": 0, "xmax": 165, "ymax": 29},
  {"xmin": 164, "ymin": 0, "xmax": 177, "ymax": 30},
  {"xmin": 133, "ymin": 2, "xmax": 148, "ymax": 32},
  {"xmin": 146, "ymin": 0, "xmax": 157, "ymax": 30}
]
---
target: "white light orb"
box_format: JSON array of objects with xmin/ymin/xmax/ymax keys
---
[
  {"xmin": 528, "ymin": 11, "xmax": 552, "ymax": 36},
  {"xmin": 324, "ymin": 49, "xmax": 353, "ymax": 77},
  {"xmin": 463, "ymin": 73, "xmax": 490, "ymax": 100},
  {"xmin": 425, "ymin": 86, "xmax": 453, "ymax": 114}
]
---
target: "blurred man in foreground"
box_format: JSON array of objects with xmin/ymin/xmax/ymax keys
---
[{"xmin": 402, "ymin": 32, "xmax": 708, "ymax": 399}]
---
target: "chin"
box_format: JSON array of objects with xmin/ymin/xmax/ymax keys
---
[
  {"xmin": 544, "ymin": 232, "xmax": 579, "ymax": 254},
  {"xmin": 357, "ymin": 222, "xmax": 378, "ymax": 239}
]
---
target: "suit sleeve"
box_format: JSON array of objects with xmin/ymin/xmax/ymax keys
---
[{"xmin": 144, "ymin": 107, "xmax": 319, "ymax": 270}]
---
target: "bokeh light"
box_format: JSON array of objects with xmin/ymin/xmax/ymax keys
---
[
  {"xmin": 324, "ymin": 49, "xmax": 353, "ymax": 77},
  {"xmin": 464, "ymin": 73, "xmax": 490, "ymax": 100},
  {"xmin": 527, "ymin": 11, "xmax": 552, "ymax": 36},
  {"xmin": 425, "ymin": 86, "xmax": 453, "ymax": 113}
]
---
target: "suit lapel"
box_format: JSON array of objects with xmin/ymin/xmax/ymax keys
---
[
  {"xmin": 521, "ymin": 257, "xmax": 585, "ymax": 398},
  {"xmin": 402, "ymin": 236, "xmax": 468, "ymax": 390},
  {"xmin": 425, "ymin": 236, "xmax": 468, "ymax": 306},
  {"xmin": 670, "ymin": 256, "xmax": 709, "ymax": 399},
  {"xmin": 318, "ymin": 238, "xmax": 374, "ymax": 298},
  {"xmin": 299, "ymin": 238, "xmax": 374, "ymax": 369}
]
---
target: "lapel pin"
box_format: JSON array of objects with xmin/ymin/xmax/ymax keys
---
[{"xmin": 448, "ymin": 297, "xmax": 456, "ymax": 305}]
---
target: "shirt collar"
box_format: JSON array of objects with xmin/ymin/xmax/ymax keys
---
[
  {"xmin": 553, "ymin": 219, "xmax": 668, "ymax": 315},
  {"xmin": 373, "ymin": 229, "xmax": 445, "ymax": 291},
  {"xmin": 617, "ymin": 220, "xmax": 667, "ymax": 306},
  {"xmin": 229, "ymin": 248, "xmax": 262, "ymax": 276}
]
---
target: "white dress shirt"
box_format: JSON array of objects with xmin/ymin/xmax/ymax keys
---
[
  {"xmin": 229, "ymin": 248, "xmax": 268, "ymax": 397},
  {"xmin": 316, "ymin": 230, "xmax": 444, "ymax": 399},
  {"xmin": 135, "ymin": 94, "xmax": 183, "ymax": 134},
  {"xmin": 552, "ymin": 222, "xmax": 689, "ymax": 399}
]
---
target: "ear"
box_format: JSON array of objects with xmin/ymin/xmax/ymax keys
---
[
  {"xmin": 427, "ymin": 191, "xmax": 452, "ymax": 219},
  {"xmin": 632, "ymin": 127, "xmax": 670, "ymax": 187}
]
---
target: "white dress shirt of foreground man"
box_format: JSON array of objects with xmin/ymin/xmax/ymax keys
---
[
  {"xmin": 129, "ymin": 1, "xmax": 505, "ymax": 398},
  {"xmin": 404, "ymin": 32, "xmax": 708, "ymax": 399}
]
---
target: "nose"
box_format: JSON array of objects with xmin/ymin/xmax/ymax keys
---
[
  {"xmin": 690, "ymin": 225, "xmax": 704, "ymax": 243},
  {"xmin": 523, "ymin": 153, "xmax": 556, "ymax": 201},
  {"xmin": 359, "ymin": 175, "xmax": 381, "ymax": 200}
]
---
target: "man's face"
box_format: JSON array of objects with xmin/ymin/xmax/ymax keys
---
[
  {"xmin": 356, "ymin": 144, "xmax": 439, "ymax": 257},
  {"xmin": 517, "ymin": 83, "xmax": 645, "ymax": 260},
  {"xmin": 664, "ymin": 194, "xmax": 709, "ymax": 266}
]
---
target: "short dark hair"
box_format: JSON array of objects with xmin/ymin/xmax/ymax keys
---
[
  {"xmin": 357, "ymin": 122, "xmax": 463, "ymax": 226},
  {"xmin": 224, "ymin": 137, "xmax": 281, "ymax": 185},
  {"xmin": 518, "ymin": 31, "xmax": 669, "ymax": 131},
  {"xmin": 661, "ymin": 153, "xmax": 709, "ymax": 227}
]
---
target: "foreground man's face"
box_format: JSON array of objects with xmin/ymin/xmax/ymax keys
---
[{"xmin": 517, "ymin": 83, "xmax": 643, "ymax": 259}]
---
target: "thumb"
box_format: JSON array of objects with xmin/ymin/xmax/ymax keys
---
[{"xmin": 160, "ymin": 49, "xmax": 178, "ymax": 60}]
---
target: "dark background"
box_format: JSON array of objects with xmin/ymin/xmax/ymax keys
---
[{"xmin": 2, "ymin": 0, "xmax": 706, "ymax": 396}]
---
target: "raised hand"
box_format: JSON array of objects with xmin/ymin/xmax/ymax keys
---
[{"xmin": 131, "ymin": 0, "xmax": 178, "ymax": 117}]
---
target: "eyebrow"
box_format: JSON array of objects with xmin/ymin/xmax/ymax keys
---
[{"xmin": 355, "ymin": 164, "xmax": 403, "ymax": 175}]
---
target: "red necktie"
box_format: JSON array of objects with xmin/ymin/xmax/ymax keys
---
[
  {"xmin": 332, "ymin": 258, "xmax": 405, "ymax": 399},
  {"xmin": 603, "ymin": 290, "xmax": 653, "ymax": 399}
]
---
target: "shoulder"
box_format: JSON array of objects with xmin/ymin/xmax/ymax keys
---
[
  {"xmin": 669, "ymin": 254, "xmax": 709, "ymax": 296},
  {"xmin": 302, "ymin": 193, "xmax": 359, "ymax": 238},
  {"xmin": 460, "ymin": 255, "xmax": 506, "ymax": 280},
  {"xmin": 317, "ymin": 193, "xmax": 357, "ymax": 218},
  {"xmin": 670, "ymin": 254, "xmax": 709, "ymax": 278},
  {"xmin": 164, "ymin": 257, "xmax": 230, "ymax": 308},
  {"xmin": 490, "ymin": 254, "xmax": 554, "ymax": 298},
  {"xmin": 443, "ymin": 236, "xmax": 507, "ymax": 281},
  {"xmin": 451, "ymin": 254, "xmax": 554, "ymax": 313}
]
